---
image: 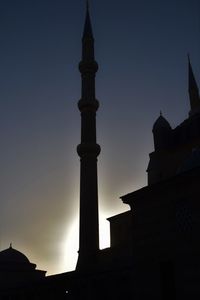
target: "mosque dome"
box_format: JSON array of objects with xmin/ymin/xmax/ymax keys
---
[
  {"xmin": 0, "ymin": 245, "xmax": 46, "ymax": 288},
  {"xmin": 0, "ymin": 245, "xmax": 30, "ymax": 264},
  {"xmin": 152, "ymin": 113, "xmax": 172, "ymax": 151},
  {"xmin": 153, "ymin": 114, "xmax": 171, "ymax": 132}
]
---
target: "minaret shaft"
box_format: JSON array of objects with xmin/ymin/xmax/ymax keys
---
[
  {"xmin": 76, "ymin": 4, "xmax": 100, "ymax": 268},
  {"xmin": 81, "ymin": 74, "xmax": 96, "ymax": 101},
  {"xmin": 79, "ymin": 155, "xmax": 99, "ymax": 253},
  {"xmin": 82, "ymin": 39, "xmax": 94, "ymax": 61},
  {"xmin": 81, "ymin": 112, "xmax": 97, "ymax": 142}
]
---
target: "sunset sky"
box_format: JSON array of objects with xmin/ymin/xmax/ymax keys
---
[{"xmin": 0, "ymin": 0, "xmax": 199, "ymax": 274}]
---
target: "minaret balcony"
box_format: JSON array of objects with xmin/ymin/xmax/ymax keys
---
[
  {"xmin": 78, "ymin": 98, "xmax": 99, "ymax": 112},
  {"xmin": 77, "ymin": 143, "xmax": 101, "ymax": 158},
  {"xmin": 79, "ymin": 61, "xmax": 98, "ymax": 74}
]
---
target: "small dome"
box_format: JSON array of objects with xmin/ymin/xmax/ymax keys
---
[
  {"xmin": 0, "ymin": 245, "xmax": 30, "ymax": 264},
  {"xmin": 153, "ymin": 115, "xmax": 171, "ymax": 132}
]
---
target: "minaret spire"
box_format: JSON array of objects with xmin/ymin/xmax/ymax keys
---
[
  {"xmin": 83, "ymin": 1, "xmax": 93, "ymax": 40},
  {"xmin": 188, "ymin": 55, "xmax": 200, "ymax": 116},
  {"xmin": 86, "ymin": 0, "xmax": 89, "ymax": 13},
  {"xmin": 76, "ymin": 3, "xmax": 100, "ymax": 269}
]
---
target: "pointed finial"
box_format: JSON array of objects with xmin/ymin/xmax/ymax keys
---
[
  {"xmin": 188, "ymin": 53, "xmax": 196, "ymax": 85},
  {"xmin": 86, "ymin": 0, "xmax": 89, "ymax": 11},
  {"xmin": 160, "ymin": 110, "xmax": 162, "ymax": 116},
  {"xmin": 83, "ymin": 0, "xmax": 93, "ymax": 38},
  {"xmin": 187, "ymin": 52, "xmax": 190, "ymax": 64},
  {"xmin": 10, "ymin": 243, "xmax": 12, "ymax": 248},
  {"xmin": 188, "ymin": 54, "xmax": 198, "ymax": 89},
  {"xmin": 188, "ymin": 54, "xmax": 200, "ymax": 115}
]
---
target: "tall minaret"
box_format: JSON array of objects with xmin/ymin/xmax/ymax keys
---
[
  {"xmin": 76, "ymin": 2, "xmax": 100, "ymax": 269},
  {"xmin": 188, "ymin": 55, "xmax": 200, "ymax": 116}
]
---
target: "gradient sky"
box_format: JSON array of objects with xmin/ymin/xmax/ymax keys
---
[{"xmin": 0, "ymin": 0, "xmax": 199, "ymax": 275}]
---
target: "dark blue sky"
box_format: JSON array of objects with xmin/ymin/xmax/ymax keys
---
[{"xmin": 0, "ymin": 0, "xmax": 199, "ymax": 274}]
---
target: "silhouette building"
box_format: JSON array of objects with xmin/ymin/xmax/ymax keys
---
[{"xmin": 0, "ymin": 4, "xmax": 200, "ymax": 299}]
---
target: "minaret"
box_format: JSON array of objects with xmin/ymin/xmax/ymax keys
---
[
  {"xmin": 188, "ymin": 55, "xmax": 200, "ymax": 116},
  {"xmin": 76, "ymin": 2, "xmax": 100, "ymax": 269}
]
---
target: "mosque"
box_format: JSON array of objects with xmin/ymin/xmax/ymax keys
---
[{"xmin": 0, "ymin": 4, "xmax": 200, "ymax": 299}]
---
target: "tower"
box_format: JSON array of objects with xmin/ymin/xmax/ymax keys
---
[
  {"xmin": 76, "ymin": 3, "xmax": 100, "ymax": 269},
  {"xmin": 147, "ymin": 57, "xmax": 200, "ymax": 185}
]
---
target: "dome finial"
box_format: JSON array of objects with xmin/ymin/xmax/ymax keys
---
[{"xmin": 9, "ymin": 243, "xmax": 12, "ymax": 249}]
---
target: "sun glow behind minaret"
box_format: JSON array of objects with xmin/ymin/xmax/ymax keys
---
[
  {"xmin": 62, "ymin": 218, "xmax": 79, "ymax": 272},
  {"xmin": 99, "ymin": 213, "xmax": 110, "ymax": 249},
  {"xmin": 61, "ymin": 213, "xmax": 110, "ymax": 273}
]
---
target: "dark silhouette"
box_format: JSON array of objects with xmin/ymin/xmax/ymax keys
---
[
  {"xmin": 76, "ymin": 2, "xmax": 100, "ymax": 269},
  {"xmin": 0, "ymin": 3, "xmax": 200, "ymax": 299},
  {"xmin": 0, "ymin": 244, "xmax": 46, "ymax": 298}
]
